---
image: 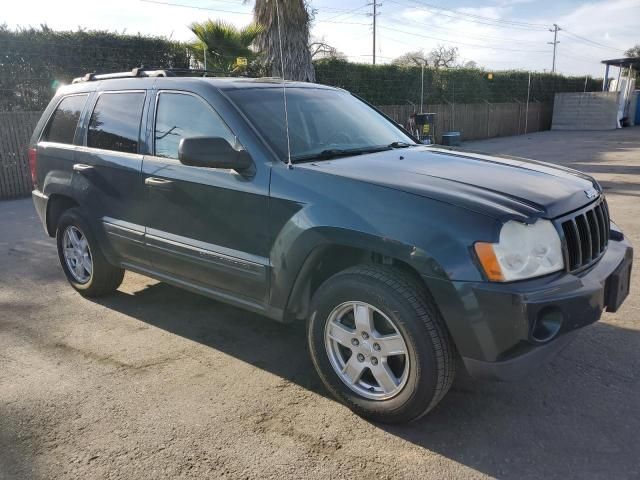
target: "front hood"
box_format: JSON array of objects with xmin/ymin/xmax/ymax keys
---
[{"xmin": 298, "ymin": 146, "xmax": 600, "ymax": 220}]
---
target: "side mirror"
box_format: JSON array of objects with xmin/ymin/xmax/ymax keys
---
[{"xmin": 178, "ymin": 137, "xmax": 253, "ymax": 172}]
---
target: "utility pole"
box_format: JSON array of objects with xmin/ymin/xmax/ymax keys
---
[
  {"xmin": 548, "ymin": 24, "xmax": 561, "ymax": 74},
  {"xmin": 369, "ymin": 1, "xmax": 380, "ymax": 65}
]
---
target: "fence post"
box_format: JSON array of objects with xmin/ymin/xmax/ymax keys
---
[
  {"xmin": 513, "ymin": 98, "xmax": 522, "ymax": 135},
  {"xmin": 524, "ymin": 71, "xmax": 531, "ymax": 134},
  {"xmin": 484, "ymin": 100, "xmax": 491, "ymax": 139}
]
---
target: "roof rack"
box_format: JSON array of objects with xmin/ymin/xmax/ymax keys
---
[{"xmin": 72, "ymin": 68, "xmax": 222, "ymax": 84}]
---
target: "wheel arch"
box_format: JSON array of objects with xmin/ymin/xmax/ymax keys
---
[
  {"xmin": 45, "ymin": 194, "xmax": 80, "ymax": 237},
  {"xmin": 282, "ymin": 237, "xmax": 445, "ymax": 323}
]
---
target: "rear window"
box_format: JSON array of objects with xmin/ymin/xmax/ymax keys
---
[
  {"xmin": 87, "ymin": 92, "xmax": 145, "ymax": 154},
  {"xmin": 42, "ymin": 94, "xmax": 88, "ymax": 144}
]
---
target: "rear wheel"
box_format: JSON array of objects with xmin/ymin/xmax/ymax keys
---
[
  {"xmin": 56, "ymin": 208, "xmax": 124, "ymax": 297},
  {"xmin": 308, "ymin": 265, "xmax": 455, "ymax": 423}
]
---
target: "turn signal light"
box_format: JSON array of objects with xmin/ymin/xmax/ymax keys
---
[{"xmin": 474, "ymin": 242, "xmax": 505, "ymax": 282}]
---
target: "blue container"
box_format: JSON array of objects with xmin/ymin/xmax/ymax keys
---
[{"xmin": 442, "ymin": 131, "xmax": 461, "ymax": 146}]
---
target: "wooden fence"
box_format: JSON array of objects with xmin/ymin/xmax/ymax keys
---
[
  {"xmin": 0, "ymin": 102, "xmax": 553, "ymax": 199},
  {"xmin": 0, "ymin": 112, "xmax": 40, "ymax": 199},
  {"xmin": 378, "ymin": 102, "xmax": 553, "ymax": 143}
]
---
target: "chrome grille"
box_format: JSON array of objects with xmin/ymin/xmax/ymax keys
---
[{"xmin": 561, "ymin": 198, "xmax": 610, "ymax": 271}]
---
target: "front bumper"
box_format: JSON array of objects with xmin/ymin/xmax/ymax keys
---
[{"xmin": 424, "ymin": 236, "xmax": 633, "ymax": 381}]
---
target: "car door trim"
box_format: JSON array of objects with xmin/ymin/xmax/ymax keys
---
[
  {"xmin": 145, "ymin": 227, "xmax": 268, "ymax": 277},
  {"xmin": 103, "ymin": 217, "xmax": 145, "ymax": 245},
  {"xmin": 120, "ymin": 261, "xmax": 283, "ymax": 321}
]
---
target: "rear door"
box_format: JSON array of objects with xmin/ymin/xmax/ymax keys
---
[
  {"xmin": 37, "ymin": 93, "xmax": 90, "ymax": 194},
  {"xmin": 141, "ymin": 89, "xmax": 270, "ymax": 303},
  {"xmin": 77, "ymin": 90, "xmax": 148, "ymax": 265}
]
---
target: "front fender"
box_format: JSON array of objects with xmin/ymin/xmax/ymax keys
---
[{"xmin": 267, "ymin": 165, "xmax": 499, "ymax": 313}]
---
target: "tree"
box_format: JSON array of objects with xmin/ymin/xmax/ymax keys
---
[
  {"xmin": 625, "ymin": 44, "xmax": 640, "ymax": 57},
  {"xmin": 253, "ymin": 0, "xmax": 315, "ymax": 81},
  {"xmin": 427, "ymin": 45, "xmax": 459, "ymax": 69},
  {"xmin": 391, "ymin": 50, "xmax": 428, "ymax": 67},
  {"xmin": 189, "ymin": 20, "xmax": 262, "ymax": 73},
  {"xmin": 309, "ymin": 37, "xmax": 345, "ymax": 61}
]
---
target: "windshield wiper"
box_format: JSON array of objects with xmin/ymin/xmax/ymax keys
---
[
  {"xmin": 292, "ymin": 145, "xmax": 393, "ymax": 163},
  {"xmin": 388, "ymin": 141, "xmax": 417, "ymax": 149}
]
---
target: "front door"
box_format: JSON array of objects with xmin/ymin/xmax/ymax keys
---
[{"xmin": 141, "ymin": 90, "xmax": 270, "ymax": 303}]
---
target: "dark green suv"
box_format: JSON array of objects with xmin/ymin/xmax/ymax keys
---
[{"xmin": 30, "ymin": 69, "xmax": 633, "ymax": 423}]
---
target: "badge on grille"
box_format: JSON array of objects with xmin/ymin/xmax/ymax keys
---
[{"xmin": 584, "ymin": 188, "xmax": 598, "ymax": 199}]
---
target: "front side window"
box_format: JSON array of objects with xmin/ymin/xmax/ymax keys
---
[
  {"xmin": 154, "ymin": 92, "xmax": 236, "ymax": 159},
  {"xmin": 87, "ymin": 92, "xmax": 145, "ymax": 154},
  {"xmin": 42, "ymin": 94, "xmax": 88, "ymax": 144}
]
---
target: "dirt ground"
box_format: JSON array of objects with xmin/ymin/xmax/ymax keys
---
[{"xmin": 1, "ymin": 128, "xmax": 639, "ymax": 480}]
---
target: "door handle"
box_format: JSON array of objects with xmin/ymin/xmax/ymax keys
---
[
  {"xmin": 73, "ymin": 163, "xmax": 94, "ymax": 173},
  {"xmin": 145, "ymin": 177, "xmax": 173, "ymax": 191}
]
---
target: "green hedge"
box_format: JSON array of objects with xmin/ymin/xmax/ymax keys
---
[
  {"xmin": 315, "ymin": 59, "xmax": 601, "ymax": 105},
  {"xmin": 0, "ymin": 27, "xmax": 602, "ymax": 111},
  {"xmin": 0, "ymin": 26, "xmax": 191, "ymax": 111}
]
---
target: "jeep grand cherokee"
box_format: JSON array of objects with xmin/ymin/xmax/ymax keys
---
[{"xmin": 29, "ymin": 69, "xmax": 633, "ymax": 423}]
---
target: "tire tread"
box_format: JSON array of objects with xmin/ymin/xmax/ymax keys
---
[{"xmin": 309, "ymin": 264, "xmax": 455, "ymax": 423}]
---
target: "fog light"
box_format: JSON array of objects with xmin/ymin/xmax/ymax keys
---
[{"xmin": 531, "ymin": 308, "xmax": 563, "ymax": 343}]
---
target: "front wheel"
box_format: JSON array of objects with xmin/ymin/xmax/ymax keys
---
[{"xmin": 307, "ymin": 265, "xmax": 455, "ymax": 424}]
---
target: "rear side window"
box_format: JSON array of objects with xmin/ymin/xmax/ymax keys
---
[
  {"xmin": 154, "ymin": 92, "xmax": 236, "ymax": 159},
  {"xmin": 87, "ymin": 92, "xmax": 145, "ymax": 154},
  {"xmin": 42, "ymin": 95, "xmax": 88, "ymax": 144}
]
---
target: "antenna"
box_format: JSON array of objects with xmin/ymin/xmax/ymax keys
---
[{"xmin": 274, "ymin": 0, "xmax": 293, "ymax": 169}]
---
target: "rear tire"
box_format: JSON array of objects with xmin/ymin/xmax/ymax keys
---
[
  {"xmin": 56, "ymin": 208, "xmax": 124, "ymax": 297},
  {"xmin": 307, "ymin": 264, "xmax": 455, "ymax": 424}
]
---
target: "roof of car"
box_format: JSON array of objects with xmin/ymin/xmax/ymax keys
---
[{"xmin": 61, "ymin": 69, "xmax": 338, "ymax": 94}]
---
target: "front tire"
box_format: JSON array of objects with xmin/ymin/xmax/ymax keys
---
[
  {"xmin": 308, "ymin": 265, "xmax": 455, "ymax": 424},
  {"xmin": 56, "ymin": 208, "xmax": 124, "ymax": 297}
]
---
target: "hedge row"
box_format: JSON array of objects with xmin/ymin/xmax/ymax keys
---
[
  {"xmin": 315, "ymin": 59, "xmax": 601, "ymax": 105},
  {"xmin": 0, "ymin": 26, "xmax": 191, "ymax": 111},
  {"xmin": 0, "ymin": 27, "xmax": 601, "ymax": 111}
]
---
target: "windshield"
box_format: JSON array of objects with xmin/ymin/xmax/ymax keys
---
[{"xmin": 225, "ymin": 87, "xmax": 416, "ymax": 162}]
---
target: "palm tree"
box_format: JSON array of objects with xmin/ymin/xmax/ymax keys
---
[
  {"xmin": 189, "ymin": 20, "xmax": 263, "ymax": 73},
  {"xmin": 253, "ymin": 0, "xmax": 315, "ymax": 82}
]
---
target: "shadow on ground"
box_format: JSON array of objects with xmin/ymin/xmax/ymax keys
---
[{"xmin": 93, "ymin": 281, "xmax": 640, "ymax": 479}]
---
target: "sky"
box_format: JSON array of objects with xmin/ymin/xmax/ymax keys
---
[{"xmin": 3, "ymin": 0, "xmax": 639, "ymax": 76}]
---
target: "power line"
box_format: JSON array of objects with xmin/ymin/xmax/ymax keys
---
[
  {"xmin": 412, "ymin": 0, "xmax": 547, "ymax": 28},
  {"xmin": 379, "ymin": 25, "xmax": 551, "ymax": 53},
  {"xmin": 390, "ymin": 0, "xmax": 548, "ymax": 31},
  {"xmin": 137, "ymin": 0, "xmax": 370, "ymax": 25},
  {"xmin": 383, "ymin": 0, "xmax": 545, "ymax": 46},
  {"xmin": 139, "ymin": 0, "xmax": 251, "ymax": 15},
  {"xmin": 560, "ymin": 29, "xmax": 626, "ymax": 53},
  {"xmin": 320, "ymin": 3, "xmax": 369, "ymax": 22}
]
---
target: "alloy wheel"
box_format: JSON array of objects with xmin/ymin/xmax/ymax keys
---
[
  {"xmin": 62, "ymin": 225, "xmax": 93, "ymax": 284},
  {"xmin": 324, "ymin": 301, "xmax": 410, "ymax": 400}
]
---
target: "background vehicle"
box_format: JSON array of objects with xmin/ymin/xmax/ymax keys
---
[{"xmin": 30, "ymin": 69, "xmax": 633, "ymax": 423}]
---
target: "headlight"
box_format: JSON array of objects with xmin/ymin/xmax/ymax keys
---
[{"xmin": 474, "ymin": 220, "xmax": 564, "ymax": 281}]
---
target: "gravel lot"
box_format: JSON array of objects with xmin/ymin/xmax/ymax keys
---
[{"xmin": 1, "ymin": 128, "xmax": 639, "ymax": 480}]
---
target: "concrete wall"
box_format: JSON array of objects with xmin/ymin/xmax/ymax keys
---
[{"xmin": 552, "ymin": 92, "xmax": 619, "ymax": 131}]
